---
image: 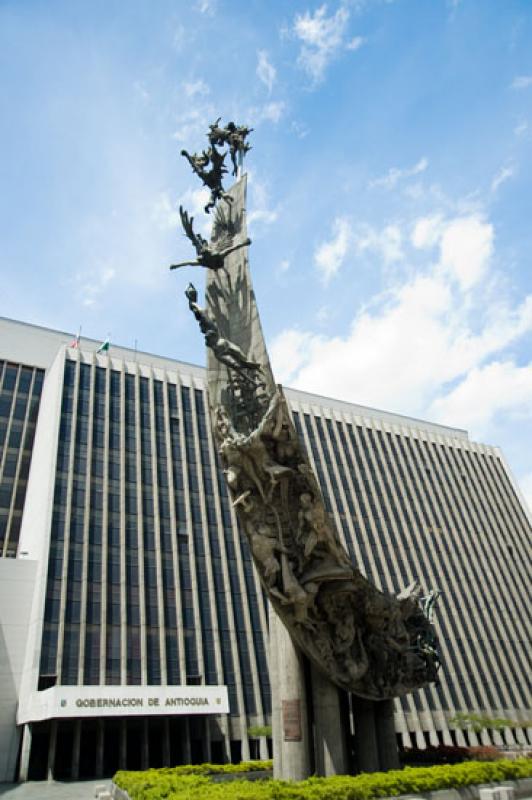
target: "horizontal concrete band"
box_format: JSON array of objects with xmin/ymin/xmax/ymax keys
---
[{"xmin": 18, "ymin": 684, "xmax": 230, "ymax": 723}]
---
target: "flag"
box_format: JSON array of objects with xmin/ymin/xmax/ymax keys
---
[
  {"xmin": 69, "ymin": 328, "xmax": 81, "ymax": 349},
  {"xmin": 97, "ymin": 337, "xmax": 110, "ymax": 354}
]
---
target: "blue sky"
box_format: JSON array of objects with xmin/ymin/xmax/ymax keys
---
[{"xmin": 1, "ymin": 0, "xmax": 532, "ymax": 506}]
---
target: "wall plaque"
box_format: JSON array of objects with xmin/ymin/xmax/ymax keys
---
[{"xmin": 282, "ymin": 698, "xmax": 302, "ymax": 741}]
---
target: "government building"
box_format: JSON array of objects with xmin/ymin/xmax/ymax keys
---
[{"xmin": 0, "ymin": 316, "xmax": 530, "ymax": 782}]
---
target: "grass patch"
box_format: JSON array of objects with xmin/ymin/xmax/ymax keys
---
[{"xmin": 114, "ymin": 756, "xmax": 532, "ymax": 799}]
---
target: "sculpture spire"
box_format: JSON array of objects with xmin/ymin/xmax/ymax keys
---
[{"xmin": 171, "ymin": 120, "xmax": 441, "ymax": 703}]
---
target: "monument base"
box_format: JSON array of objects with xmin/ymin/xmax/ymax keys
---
[{"xmin": 270, "ymin": 610, "xmax": 400, "ymax": 779}]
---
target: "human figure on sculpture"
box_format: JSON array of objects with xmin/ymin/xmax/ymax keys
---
[
  {"xmin": 207, "ymin": 118, "xmax": 253, "ymax": 176},
  {"xmin": 214, "ymin": 393, "xmax": 292, "ymax": 502},
  {"xmin": 180, "ymin": 146, "xmax": 232, "ymax": 212},
  {"xmin": 248, "ymin": 520, "xmax": 288, "ymax": 588},
  {"xmin": 185, "ymin": 284, "xmax": 262, "ymax": 379},
  {"xmin": 170, "ymin": 206, "xmax": 250, "ymax": 272}
]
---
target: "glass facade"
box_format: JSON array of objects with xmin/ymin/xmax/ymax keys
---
[
  {"xmin": 0, "ymin": 360, "xmax": 44, "ymax": 556},
  {"xmin": 39, "ymin": 358, "xmax": 270, "ymax": 722}
]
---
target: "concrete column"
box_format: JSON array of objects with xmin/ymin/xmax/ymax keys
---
[
  {"xmin": 259, "ymin": 735, "xmax": 269, "ymax": 760},
  {"xmin": 47, "ymin": 720, "xmax": 57, "ymax": 781},
  {"xmin": 182, "ymin": 718, "xmax": 191, "ymax": 764},
  {"xmin": 71, "ymin": 720, "xmax": 81, "ymax": 780},
  {"xmin": 162, "ymin": 718, "xmax": 171, "ymax": 767},
  {"xmin": 352, "ymin": 698, "xmax": 379, "ymax": 773},
  {"xmin": 18, "ymin": 724, "xmax": 32, "ymax": 782},
  {"xmin": 240, "ymin": 726, "xmax": 250, "ymax": 762},
  {"xmin": 311, "ymin": 665, "xmax": 348, "ymax": 776},
  {"xmin": 270, "ymin": 609, "xmax": 311, "ymax": 781},
  {"xmin": 141, "ymin": 719, "xmax": 149, "ymax": 770},
  {"xmin": 119, "ymin": 720, "xmax": 127, "ymax": 770},
  {"xmin": 374, "ymin": 699, "xmax": 400, "ymax": 771},
  {"xmin": 222, "ymin": 727, "xmax": 231, "ymax": 763},
  {"xmin": 203, "ymin": 717, "xmax": 212, "ymax": 763},
  {"xmin": 95, "ymin": 719, "xmax": 104, "ymax": 778}
]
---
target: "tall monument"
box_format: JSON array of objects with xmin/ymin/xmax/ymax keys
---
[{"xmin": 172, "ymin": 122, "xmax": 441, "ymax": 777}]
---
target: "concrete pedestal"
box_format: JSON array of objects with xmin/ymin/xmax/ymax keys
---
[
  {"xmin": 270, "ymin": 608, "xmax": 312, "ymax": 780},
  {"xmin": 352, "ymin": 697, "xmax": 399, "ymax": 773},
  {"xmin": 270, "ymin": 611, "xmax": 401, "ymax": 779},
  {"xmin": 311, "ymin": 664, "xmax": 349, "ymax": 776}
]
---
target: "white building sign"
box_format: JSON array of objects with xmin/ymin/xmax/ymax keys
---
[{"xmin": 18, "ymin": 684, "xmax": 229, "ymax": 724}]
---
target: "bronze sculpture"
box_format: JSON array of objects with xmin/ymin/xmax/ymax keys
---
[
  {"xmin": 172, "ymin": 120, "xmax": 441, "ymax": 703},
  {"xmin": 170, "ymin": 207, "xmax": 250, "ymax": 271}
]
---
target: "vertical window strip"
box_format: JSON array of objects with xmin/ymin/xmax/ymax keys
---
[
  {"xmin": 385, "ymin": 430, "xmax": 474, "ymax": 713},
  {"xmin": 429, "ymin": 440, "xmax": 526, "ymax": 708},
  {"xmin": 403, "ymin": 434, "xmax": 492, "ymax": 712}
]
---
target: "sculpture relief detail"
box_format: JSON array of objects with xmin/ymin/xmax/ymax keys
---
[{"xmin": 172, "ymin": 120, "xmax": 441, "ymax": 700}]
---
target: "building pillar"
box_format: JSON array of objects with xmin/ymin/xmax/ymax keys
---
[
  {"xmin": 162, "ymin": 718, "xmax": 171, "ymax": 767},
  {"xmin": 259, "ymin": 734, "xmax": 269, "ymax": 760},
  {"xmin": 374, "ymin": 700, "xmax": 400, "ymax": 771},
  {"xmin": 203, "ymin": 717, "xmax": 212, "ymax": 763},
  {"xmin": 119, "ymin": 720, "xmax": 127, "ymax": 770},
  {"xmin": 95, "ymin": 719, "xmax": 104, "ymax": 778},
  {"xmin": 240, "ymin": 726, "xmax": 250, "ymax": 762},
  {"xmin": 18, "ymin": 724, "xmax": 32, "ymax": 782},
  {"xmin": 222, "ymin": 727, "xmax": 231, "ymax": 763},
  {"xmin": 352, "ymin": 698, "xmax": 379, "ymax": 773},
  {"xmin": 270, "ymin": 609, "xmax": 312, "ymax": 781},
  {"xmin": 141, "ymin": 719, "xmax": 149, "ymax": 770},
  {"xmin": 182, "ymin": 718, "xmax": 191, "ymax": 764},
  {"xmin": 47, "ymin": 720, "xmax": 57, "ymax": 781},
  {"xmin": 71, "ymin": 720, "xmax": 81, "ymax": 780},
  {"xmin": 311, "ymin": 665, "xmax": 348, "ymax": 776}
]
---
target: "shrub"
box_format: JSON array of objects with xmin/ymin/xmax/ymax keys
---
[
  {"xmin": 114, "ymin": 757, "xmax": 532, "ymax": 800},
  {"xmin": 247, "ymin": 725, "xmax": 273, "ymax": 738}
]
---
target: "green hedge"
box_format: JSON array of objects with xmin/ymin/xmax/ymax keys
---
[{"xmin": 114, "ymin": 757, "xmax": 532, "ymax": 800}]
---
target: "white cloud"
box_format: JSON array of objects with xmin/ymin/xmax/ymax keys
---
[
  {"xmin": 439, "ymin": 215, "xmax": 493, "ymax": 291},
  {"xmin": 428, "ymin": 361, "xmax": 532, "ymax": 437},
  {"xmin": 411, "ymin": 213, "xmax": 493, "ymax": 293},
  {"xmin": 411, "ymin": 215, "xmax": 444, "ymax": 249},
  {"xmin": 257, "ymin": 50, "xmax": 276, "ymax": 93},
  {"xmin": 514, "ymin": 121, "xmax": 529, "ymax": 137},
  {"xmin": 270, "ymin": 329, "xmax": 309, "ymax": 384},
  {"xmin": 370, "ymin": 157, "xmax": 428, "ymax": 190},
  {"xmin": 354, "ymin": 223, "xmax": 404, "ymax": 265},
  {"xmin": 258, "ymin": 101, "xmax": 286, "ymax": 124},
  {"xmin": 133, "ymin": 81, "xmax": 150, "ymax": 102},
  {"xmin": 314, "ymin": 217, "xmax": 352, "ymax": 283},
  {"xmin": 172, "ymin": 110, "xmax": 205, "ymax": 144},
  {"xmin": 196, "ymin": 0, "xmax": 216, "ymax": 15},
  {"xmin": 346, "ymin": 36, "xmax": 365, "ymax": 51},
  {"xmin": 316, "ymin": 306, "xmax": 330, "ymax": 324},
  {"xmin": 183, "ymin": 79, "xmax": 210, "ymax": 99},
  {"xmin": 76, "ymin": 264, "xmax": 116, "ymax": 308},
  {"xmin": 152, "ymin": 188, "xmax": 211, "ymax": 233},
  {"xmin": 491, "ymin": 164, "xmax": 515, "ymax": 193},
  {"xmin": 291, "ymin": 120, "xmax": 309, "ymax": 139},
  {"xmin": 511, "ymin": 75, "xmax": 532, "ymax": 90},
  {"xmin": 270, "ymin": 210, "xmax": 532, "ymax": 430},
  {"xmin": 172, "ymin": 25, "xmax": 187, "ymax": 51},
  {"xmin": 248, "ymin": 207, "xmax": 278, "ymax": 227},
  {"xmin": 293, "ymin": 4, "xmax": 355, "ymax": 83},
  {"xmin": 247, "ymin": 176, "xmax": 278, "ymax": 230},
  {"xmin": 518, "ymin": 472, "xmax": 532, "ymax": 515}
]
